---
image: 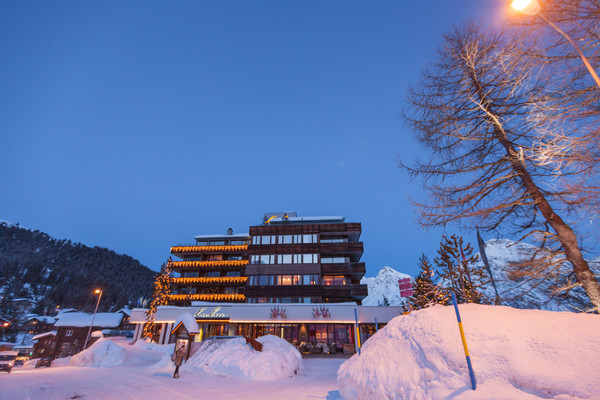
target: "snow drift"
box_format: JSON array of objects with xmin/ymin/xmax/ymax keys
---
[
  {"xmin": 183, "ymin": 335, "xmax": 303, "ymax": 380},
  {"xmin": 70, "ymin": 338, "xmax": 127, "ymax": 368},
  {"xmin": 338, "ymin": 304, "xmax": 600, "ymax": 399}
]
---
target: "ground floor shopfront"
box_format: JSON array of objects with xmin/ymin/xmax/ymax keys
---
[{"xmin": 130, "ymin": 303, "xmax": 404, "ymax": 354}]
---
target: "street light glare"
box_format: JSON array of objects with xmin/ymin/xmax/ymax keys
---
[
  {"xmin": 511, "ymin": 0, "xmax": 540, "ymax": 15},
  {"xmin": 94, "ymin": 289, "xmax": 102, "ymax": 294}
]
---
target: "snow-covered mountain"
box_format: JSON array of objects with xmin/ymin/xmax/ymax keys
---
[
  {"xmin": 473, "ymin": 238, "xmax": 597, "ymax": 312},
  {"xmin": 361, "ymin": 239, "xmax": 598, "ymax": 312},
  {"xmin": 361, "ymin": 266, "xmax": 411, "ymax": 307}
]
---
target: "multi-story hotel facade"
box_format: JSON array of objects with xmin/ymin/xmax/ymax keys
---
[
  {"xmin": 167, "ymin": 229, "xmax": 250, "ymax": 305},
  {"xmin": 131, "ymin": 213, "xmax": 403, "ymax": 354},
  {"xmin": 245, "ymin": 212, "xmax": 368, "ymax": 304}
]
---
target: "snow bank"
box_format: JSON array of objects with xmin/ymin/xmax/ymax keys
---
[
  {"xmin": 338, "ymin": 304, "xmax": 600, "ymax": 399},
  {"xmin": 133, "ymin": 338, "xmax": 174, "ymax": 354},
  {"xmin": 183, "ymin": 335, "xmax": 303, "ymax": 380},
  {"xmin": 70, "ymin": 338, "xmax": 127, "ymax": 368}
]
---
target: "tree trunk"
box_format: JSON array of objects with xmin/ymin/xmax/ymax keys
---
[{"xmin": 468, "ymin": 70, "xmax": 600, "ymax": 312}]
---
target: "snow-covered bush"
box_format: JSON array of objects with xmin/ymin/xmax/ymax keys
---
[
  {"xmin": 70, "ymin": 338, "xmax": 127, "ymax": 367},
  {"xmin": 184, "ymin": 334, "xmax": 303, "ymax": 380}
]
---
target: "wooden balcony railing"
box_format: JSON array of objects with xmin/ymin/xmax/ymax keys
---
[
  {"xmin": 172, "ymin": 277, "xmax": 247, "ymax": 285},
  {"xmin": 170, "ymin": 245, "xmax": 248, "ymax": 253},
  {"xmin": 167, "ymin": 293, "xmax": 245, "ymax": 302},
  {"xmin": 168, "ymin": 260, "xmax": 249, "ymax": 268}
]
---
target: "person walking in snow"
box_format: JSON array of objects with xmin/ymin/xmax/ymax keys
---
[{"xmin": 172, "ymin": 344, "xmax": 185, "ymax": 378}]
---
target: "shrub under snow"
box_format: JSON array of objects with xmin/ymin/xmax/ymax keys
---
[
  {"xmin": 338, "ymin": 304, "xmax": 600, "ymax": 400},
  {"xmin": 70, "ymin": 338, "xmax": 127, "ymax": 368},
  {"xmin": 183, "ymin": 334, "xmax": 303, "ymax": 381}
]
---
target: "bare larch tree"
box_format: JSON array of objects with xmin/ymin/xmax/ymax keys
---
[{"xmin": 402, "ymin": 24, "xmax": 600, "ymax": 312}]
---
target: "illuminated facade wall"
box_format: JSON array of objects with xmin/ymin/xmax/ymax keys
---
[
  {"xmin": 245, "ymin": 213, "xmax": 368, "ymax": 304},
  {"xmin": 168, "ymin": 232, "xmax": 250, "ymax": 305}
]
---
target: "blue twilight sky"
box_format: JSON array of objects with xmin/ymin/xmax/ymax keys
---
[{"xmin": 0, "ymin": 1, "xmax": 510, "ymax": 277}]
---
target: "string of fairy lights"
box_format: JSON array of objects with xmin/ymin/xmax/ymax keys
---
[
  {"xmin": 170, "ymin": 245, "xmax": 248, "ymax": 253},
  {"xmin": 168, "ymin": 260, "xmax": 249, "ymax": 268},
  {"xmin": 171, "ymin": 276, "xmax": 247, "ymax": 284}
]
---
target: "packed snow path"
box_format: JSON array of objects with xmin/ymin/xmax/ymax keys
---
[{"xmin": 0, "ymin": 343, "xmax": 344, "ymax": 400}]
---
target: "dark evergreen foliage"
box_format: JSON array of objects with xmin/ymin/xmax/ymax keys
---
[
  {"xmin": 0, "ymin": 222, "xmax": 155, "ymax": 313},
  {"xmin": 409, "ymin": 254, "xmax": 448, "ymax": 310},
  {"xmin": 435, "ymin": 234, "xmax": 489, "ymax": 304}
]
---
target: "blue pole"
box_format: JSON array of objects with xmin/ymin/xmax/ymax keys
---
[
  {"xmin": 451, "ymin": 292, "xmax": 476, "ymax": 390},
  {"xmin": 374, "ymin": 317, "xmax": 378, "ymax": 332}
]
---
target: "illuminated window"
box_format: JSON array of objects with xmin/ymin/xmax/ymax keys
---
[{"xmin": 281, "ymin": 275, "xmax": 292, "ymax": 285}]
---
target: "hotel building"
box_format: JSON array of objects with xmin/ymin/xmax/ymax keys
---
[
  {"xmin": 131, "ymin": 213, "xmax": 402, "ymax": 354},
  {"xmin": 168, "ymin": 229, "xmax": 249, "ymax": 305},
  {"xmin": 246, "ymin": 212, "xmax": 368, "ymax": 304}
]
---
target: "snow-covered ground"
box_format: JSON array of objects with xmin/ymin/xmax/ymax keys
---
[
  {"xmin": 2, "ymin": 305, "xmax": 599, "ymax": 400},
  {"xmin": 0, "ymin": 337, "xmax": 343, "ymax": 400},
  {"xmin": 338, "ymin": 304, "xmax": 600, "ymax": 399}
]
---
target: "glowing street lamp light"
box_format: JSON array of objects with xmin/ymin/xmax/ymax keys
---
[
  {"xmin": 511, "ymin": 0, "xmax": 600, "ymax": 89},
  {"xmin": 83, "ymin": 289, "xmax": 103, "ymax": 349}
]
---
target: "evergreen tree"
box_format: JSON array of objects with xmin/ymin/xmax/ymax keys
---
[
  {"xmin": 435, "ymin": 235, "xmax": 489, "ymax": 304},
  {"xmin": 142, "ymin": 261, "xmax": 173, "ymax": 341},
  {"xmin": 382, "ymin": 295, "xmax": 390, "ymax": 307},
  {"xmin": 409, "ymin": 254, "xmax": 448, "ymax": 310}
]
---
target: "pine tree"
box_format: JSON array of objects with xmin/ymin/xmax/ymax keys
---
[
  {"xmin": 382, "ymin": 295, "xmax": 390, "ymax": 307},
  {"xmin": 409, "ymin": 254, "xmax": 448, "ymax": 310},
  {"xmin": 435, "ymin": 235, "xmax": 489, "ymax": 304},
  {"xmin": 142, "ymin": 261, "xmax": 173, "ymax": 341}
]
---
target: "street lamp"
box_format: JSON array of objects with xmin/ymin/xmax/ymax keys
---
[
  {"xmin": 83, "ymin": 289, "xmax": 102, "ymax": 349},
  {"xmin": 511, "ymin": 0, "xmax": 600, "ymax": 89}
]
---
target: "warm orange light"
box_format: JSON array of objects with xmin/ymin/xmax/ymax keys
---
[
  {"xmin": 169, "ymin": 260, "xmax": 249, "ymax": 268},
  {"xmin": 94, "ymin": 289, "xmax": 102, "ymax": 294},
  {"xmin": 510, "ymin": 0, "xmax": 540, "ymax": 15},
  {"xmin": 167, "ymin": 293, "xmax": 245, "ymax": 302},
  {"xmin": 172, "ymin": 277, "xmax": 247, "ymax": 284},
  {"xmin": 170, "ymin": 245, "xmax": 248, "ymax": 253}
]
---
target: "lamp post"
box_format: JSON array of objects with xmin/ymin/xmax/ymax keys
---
[
  {"xmin": 511, "ymin": 0, "xmax": 600, "ymax": 89},
  {"xmin": 83, "ymin": 289, "xmax": 102, "ymax": 350}
]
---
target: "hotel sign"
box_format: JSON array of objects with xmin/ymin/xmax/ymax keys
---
[{"xmin": 194, "ymin": 306, "xmax": 229, "ymax": 320}]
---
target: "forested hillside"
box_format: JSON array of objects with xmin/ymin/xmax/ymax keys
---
[{"xmin": 0, "ymin": 222, "xmax": 156, "ymax": 313}]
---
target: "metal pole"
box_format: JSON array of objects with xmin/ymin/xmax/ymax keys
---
[
  {"xmin": 84, "ymin": 291, "xmax": 102, "ymax": 349},
  {"xmin": 538, "ymin": 12, "xmax": 600, "ymax": 90},
  {"xmin": 451, "ymin": 292, "xmax": 476, "ymax": 390},
  {"xmin": 354, "ymin": 308, "xmax": 361, "ymax": 355}
]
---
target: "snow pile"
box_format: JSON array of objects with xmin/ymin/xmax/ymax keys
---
[
  {"xmin": 70, "ymin": 338, "xmax": 127, "ymax": 368},
  {"xmin": 338, "ymin": 304, "xmax": 600, "ymax": 399},
  {"xmin": 174, "ymin": 312, "xmax": 199, "ymax": 334},
  {"xmin": 133, "ymin": 338, "xmax": 174, "ymax": 354},
  {"xmin": 361, "ymin": 266, "xmax": 411, "ymax": 307},
  {"xmin": 183, "ymin": 335, "xmax": 303, "ymax": 380}
]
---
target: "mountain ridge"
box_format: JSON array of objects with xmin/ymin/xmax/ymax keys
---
[{"xmin": 0, "ymin": 221, "xmax": 155, "ymax": 313}]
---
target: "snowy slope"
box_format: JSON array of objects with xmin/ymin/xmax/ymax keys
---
[
  {"xmin": 361, "ymin": 266, "xmax": 411, "ymax": 307},
  {"xmin": 338, "ymin": 304, "xmax": 600, "ymax": 399}
]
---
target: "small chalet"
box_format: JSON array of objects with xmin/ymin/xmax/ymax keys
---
[
  {"xmin": 52, "ymin": 312, "xmax": 124, "ymax": 359},
  {"xmin": 116, "ymin": 308, "xmax": 135, "ymax": 331},
  {"xmin": 31, "ymin": 331, "xmax": 57, "ymax": 359},
  {"xmin": 23, "ymin": 315, "xmax": 56, "ymax": 335}
]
